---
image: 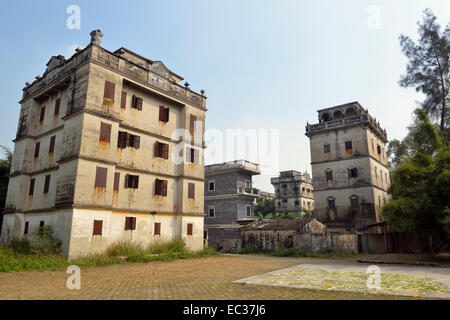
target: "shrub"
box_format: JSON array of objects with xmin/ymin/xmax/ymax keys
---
[{"xmin": 28, "ymin": 226, "xmax": 62, "ymax": 255}]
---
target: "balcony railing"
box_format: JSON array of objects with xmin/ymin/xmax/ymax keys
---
[{"xmin": 237, "ymin": 187, "xmax": 260, "ymax": 196}]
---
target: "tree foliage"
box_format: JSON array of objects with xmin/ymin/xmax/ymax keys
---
[
  {"xmin": 253, "ymin": 197, "xmax": 275, "ymax": 217},
  {"xmin": 399, "ymin": 8, "xmax": 450, "ymax": 143},
  {"xmin": 0, "ymin": 145, "xmax": 12, "ymax": 234},
  {"xmin": 382, "ymin": 110, "xmax": 449, "ymax": 252}
]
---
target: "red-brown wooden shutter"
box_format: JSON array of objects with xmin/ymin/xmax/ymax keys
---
[
  {"xmin": 44, "ymin": 175, "xmax": 51, "ymax": 193},
  {"xmin": 188, "ymin": 183, "xmax": 195, "ymax": 199},
  {"xmin": 163, "ymin": 144, "xmax": 169, "ymax": 159},
  {"xmin": 100, "ymin": 122, "xmax": 112, "ymax": 143},
  {"xmin": 137, "ymin": 98, "xmax": 143, "ymax": 110},
  {"xmin": 95, "ymin": 167, "xmax": 108, "ymax": 188},
  {"xmin": 29, "ymin": 178, "xmax": 35, "ymax": 195},
  {"xmin": 162, "ymin": 180, "xmax": 168, "ymax": 197},
  {"xmin": 133, "ymin": 175, "xmax": 139, "ymax": 188},
  {"xmin": 155, "ymin": 179, "xmax": 161, "ymax": 195},
  {"xmin": 134, "ymin": 136, "xmax": 140, "ymax": 149},
  {"xmin": 187, "ymin": 223, "xmax": 193, "ymax": 236},
  {"xmin": 186, "ymin": 147, "xmax": 191, "ymax": 162},
  {"xmin": 125, "ymin": 217, "xmax": 130, "ymax": 230},
  {"xmin": 131, "ymin": 217, "xmax": 136, "ymax": 230},
  {"xmin": 40, "ymin": 106, "xmax": 46, "ymax": 122},
  {"xmin": 113, "ymin": 172, "xmax": 120, "ymax": 191},
  {"xmin": 49, "ymin": 136, "xmax": 55, "ymax": 153},
  {"xmin": 54, "ymin": 98, "xmax": 60, "ymax": 115},
  {"xmin": 118, "ymin": 131, "xmax": 128, "ymax": 148},
  {"xmin": 93, "ymin": 220, "xmax": 103, "ymax": 236},
  {"xmin": 159, "ymin": 106, "xmax": 165, "ymax": 121},
  {"xmin": 190, "ymin": 115, "xmax": 197, "ymax": 130},
  {"xmin": 34, "ymin": 142, "xmax": 40, "ymax": 158},
  {"xmin": 120, "ymin": 91, "xmax": 127, "ymax": 108},
  {"xmin": 126, "ymin": 133, "xmax": 130, "ymax": 147},
  {"xmin": 154, "ymin": 222, "xmax": 161, "ymax": 235},
  {"xmin": 24, "ymin": 221, "xmax": 29, "ymax": 235},
  {"xmin": 125, "ymin": 174, "xmax": 129, "ymax": 188},
  {"xmin": 194, "ymin": 149, "xmax": 199, "ymax": 164},
  {"xmin": 104, "ymin": 81, "xmax": 115, "ymax": 101}
]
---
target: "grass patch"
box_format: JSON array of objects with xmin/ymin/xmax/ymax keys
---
[{"xmin": 0, "ymin": 239, "xmax": 219, "ymax": 272}]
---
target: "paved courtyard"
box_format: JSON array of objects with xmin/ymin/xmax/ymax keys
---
[{"xmin": 0, "ymin": 254, "xmax": 448, "ymax": 300}]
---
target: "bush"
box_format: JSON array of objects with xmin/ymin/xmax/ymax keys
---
[{"xmin": 28, "ymin": 226, "xmax": 62, "ymax": 255}]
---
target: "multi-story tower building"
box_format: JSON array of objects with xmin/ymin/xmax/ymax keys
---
[
  {"xmin": 0, "ymin": 30, "xmax": 207, "ymax": 258},
  {"xmin": 204, "ymin": 160, "xmax": 260, "ymax": 225},
  {"xmin": 305, "ymin": 102, "xmax": 390, "ymax": 234},
  {"xmin": 271, "ymin": 170, "xmax": 314, "ymax": 216}
]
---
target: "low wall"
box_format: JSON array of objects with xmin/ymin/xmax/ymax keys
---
[{"xmin": 206, "ymin": 227, "xmax": 242, "ymax": 252}]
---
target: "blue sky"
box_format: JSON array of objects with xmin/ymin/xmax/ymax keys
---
[{"xmin": 0, "ymin": 0, "xmax": 449, "ymax": 192}]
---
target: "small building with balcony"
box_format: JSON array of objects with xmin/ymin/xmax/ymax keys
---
[{"xmin": 271, "ymin": 170, "xmax": 314, "ymax": 216}]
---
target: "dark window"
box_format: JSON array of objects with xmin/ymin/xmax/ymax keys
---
[
  {"xmin": 186, "ymin": 147, "xmax": 199, "ymax": 164},
  {"xmin": 282, "ymin": 199, "xmax": 287, "ymax": 203},
  {"xmin": 34, "ymin": 142, "xmax": 40, "ymax": 158},
  {"xmin": 39, "ymin": 106, "xmax": 45, "ymax": 122},
  {"xmin": 39, "ymin": 221, "xmax": 44, "ymax": 235},
  {"xmin": 324, "ymin": 144, "xmax": 330, "ymax": 153},
  {"xmin": 155, "ymin": 179, "xmax": 168, "ymax": 196},
  {"xmin": 43, "ymin": 175, "xmax": 51, "ymax": 193},
  {"xmin": 295, "ymin": 200, "xmax": 299, "ymax": 206},
  {"xmin": 302, "ymin": 187, "xmax": 305, "ymax": 192},
  {"xmin": 155, "ymin": 142, "xmax": 169, "ymax": 159},
  {"xmin": 24, "ymin": 221, "xmax": 29, "ymax": 235},
  {"xmin": 208, "ymin": 181, "xmax": 215, "ymax": 191},
  {"xmin": 95, "ymin": 167, "xmax": 107, "ymax": 188},
  {"xmin": 113, "ymin": 172, "xmax": 120, "ymax": 191},
  {"xmin": 345, "ymin": 141, "xmax": 352, "ymax": 150},
  {"xmin": 325, "ymin": 170, "xmax": 333, "ymax": 182},
  {"xmin": 246, "ymin": 205, "xmax": 251, "ymax": 216},
  {"xmin": 377, "ymin": 145, "xmax": 381, "ymax": 154},
  {"xmin": 208, "ymin": 207, "xmax": 215, "ymax": 217},
  {"xmin": 29, "ymin": 178, "xmax": 35, "ymax": 195},
  {"xmin": 125, "ymin": 217, "xmax": 136, "ymax": 230},
  {"xmin": 189, "ymin": 114, "xmax": 197, "ymax": 131},
  {"xmin": 154, "ymin": 222, "xmax": 161, "ymax": 235},
  {"xmin": 54, "ymin": 98, "xmax": 60, "ymax": 115},
  {"xmin": 103, "ymin": 81, "xmax": 115, "ymax": 101},
  {"xmin": 120, "ymin": 91, "xmax": 127, "ymax": 109},
  {"xmin": 125, "ymin": 174, "xmax": 139, "ymax": 189},
  {"xmin": 93, "ymin": 220, "xmax": 103, "ymax": 236},
  {"xmin": 118, "ymin": 131, "xmax": 128, "ymax": 148},
  {"xmin": 306, "ymin": 188, "xmax": 311, "ymax": 192},
  {"xmin": 159, "ymin": 106, "xmax": 169, "ymax": 122},
  {"xmin": 187, "ymin": 223, "xmax": 193, "ymax": 236},
  {"xmin": 348, "ymin": 168, "xmax": 358, "ymax": 178},
  {"xmin": 49, "ymin": 136, "xmax": 56, "ymax": 153},
  {"xmin": 277, "ymin": 202, "xmax": 281, "ymax": 207},
  {"xmin": 328, "ymin": 198, "xmax": 335, "ymax": 208},
  {"xmin": 188, "ymin": 183, "xmax": 195, "ymax": 199},
  {"xmin": 118, "ymin": 132, "xmax": 140, "ymax": 149},
  {"xmin": 131, "ymin": 95, "xmax": 143, "ymax": 110},
  {"xmin": 99, "ymin": 122, "xmax": 112, "ymax": 143}
]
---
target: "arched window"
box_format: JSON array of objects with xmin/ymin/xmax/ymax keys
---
[
  {"xmin": 333, "ymin": 110, "xmax": 343, "ymax": 119},
  {"xmin": 345, "ymin": 107, "xmax": 357, "ymax": 117},
  {"xmin": 322, "ymin": 113, "xmax": 330, "ymax": 122},
  {"xmin": 327, "ymin": 196, "xmax": 336, "ymax": 220},
  {"xmin": 350, "ymin": 195, "xmax": 359, "ymax": 215},
  {"xmin": 325, "ymin": 169, "xmax": 333, "ymax": 182}
]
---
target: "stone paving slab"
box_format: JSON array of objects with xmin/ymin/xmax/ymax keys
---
[{"xmin": 234, "ymin": 263, "xmax": 450, "ymax": 298}]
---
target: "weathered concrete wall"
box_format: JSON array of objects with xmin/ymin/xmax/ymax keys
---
[
  {"xmin": 328, "ymin": 233, "xmax": 358, "ymax": 253},
  {"xmin": 243, "ymin": 230, "xmax": 295, "ymax": 251},
  {"xmin": 206, "ymin": 227, "xmax": 242, "ymax": 252},
  {"xmin": 293, "ymin": 233, "xmax": 328, "ymax": 253}
]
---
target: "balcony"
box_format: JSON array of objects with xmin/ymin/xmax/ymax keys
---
[
  {"xmin": 305, "ymin": 114, "xmax": 387, "ymax": 142},
  {"xmin": 237, "ymin": 187, "xmax": 260, "ymax": 197}
]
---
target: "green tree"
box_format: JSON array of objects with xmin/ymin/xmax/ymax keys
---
[
  {"xmin": 0, "ymin": 145, "xmax": 12, "ymax": 235},
  {"xmin": 382, "ymin": 109, "xmax": 449, "ymax": 253},
  {"xmin": 254, "ymin": 197, "xmax": 275, "ymax": 217},
  {"xmin": 399, "ymin": 9, "xmax": 450, "ymax": 143}
]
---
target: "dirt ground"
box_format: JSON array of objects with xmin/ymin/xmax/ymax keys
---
[{"xmin": 0, "ymin": 254, "xmax": 447, "ymax": 300}]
